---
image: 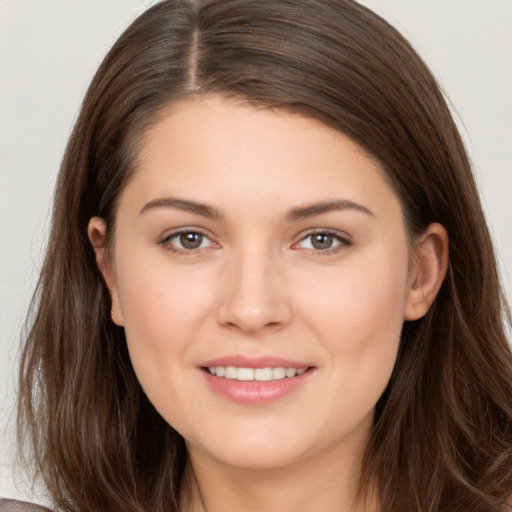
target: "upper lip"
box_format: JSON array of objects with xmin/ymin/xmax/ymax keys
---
[{"xmin": 199, "ymin": 355, "xmax": 312, "ymax": 369}]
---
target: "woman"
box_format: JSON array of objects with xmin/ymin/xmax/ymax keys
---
[{"xmin": 8, "ymin": 0, "xmax": 512, "ymax": 510}]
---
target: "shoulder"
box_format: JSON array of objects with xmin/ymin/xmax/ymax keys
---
[{"xmin": 0, "ymin": 499, "xmax": 51, "ymax": 512}]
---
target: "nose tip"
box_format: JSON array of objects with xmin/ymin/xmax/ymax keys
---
[
  {"xmin": 219, "ymin": 304, "xmax": 286, "ymax": 334},
  {"xmin": 216, "ymin": 259, "xmax": 293, "ymax": 334}
]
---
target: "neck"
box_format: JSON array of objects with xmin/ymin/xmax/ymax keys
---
[{"xmin": 181, "ymin": 438, "xmax": 379, "ymax": 512}]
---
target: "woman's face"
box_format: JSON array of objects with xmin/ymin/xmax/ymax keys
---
[{"xmin": 93, "ymin": 95, "xmax": 429, "ymax": 471}]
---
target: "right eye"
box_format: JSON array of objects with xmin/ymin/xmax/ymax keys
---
[{"xmin": 160, "ymin": 229, "xmax": 216, "ymax": 254}]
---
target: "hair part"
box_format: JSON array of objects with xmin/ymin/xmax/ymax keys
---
[{"xmin": 18, "ymin": 1, "xmax": 512, "ymax": 511}]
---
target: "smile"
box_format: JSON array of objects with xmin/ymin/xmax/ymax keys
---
[{"xmin": 206, "ymin": 366, "xmax": 307, "ymax": 381}]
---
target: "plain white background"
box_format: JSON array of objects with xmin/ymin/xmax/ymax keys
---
[{"xmin": 1, "ymin": 0, "xmax": 511, "ymax": 505}]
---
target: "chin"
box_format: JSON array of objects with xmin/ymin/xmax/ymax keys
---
[
  {"xmin": 201, "ymin": 441, "xmax": 311, "ymax": 470},
  {"xmin": 185, "ymin": 417, "xmax": 359, "ymax": 472}
]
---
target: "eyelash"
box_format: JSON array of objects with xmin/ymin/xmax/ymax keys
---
[
  {"xmin": 293, "ymin": 230, "xmax": 352, "ymax": 255},
  {"xmin": 159, "ymin": 228, "xmax": 217, "ymax": 256},
  {"xmin": 158, "ymin": 228, "xmax": 352, "ymax": 256}
]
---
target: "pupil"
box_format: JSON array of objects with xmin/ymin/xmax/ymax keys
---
[
  {"xmin": 312, "ymin": 233, "xmax": 333, "ymax": 250},
  {"xmin": 180, "ymin": 232, "xmax": 203, "ymax": 249}
]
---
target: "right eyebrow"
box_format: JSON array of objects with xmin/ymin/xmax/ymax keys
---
[{"xmin": 139, "ymin": 197, "xmax": 221, "ymax": 220}]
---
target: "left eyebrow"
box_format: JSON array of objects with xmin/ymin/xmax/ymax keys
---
[{"xmin": 286, "ymin": 200, "xmax": 374, "ymax": 221}]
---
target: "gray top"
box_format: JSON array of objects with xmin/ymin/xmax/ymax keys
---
[{"xmin": 0, "ymin": 500, "xmax": 51, "ymax": 512}]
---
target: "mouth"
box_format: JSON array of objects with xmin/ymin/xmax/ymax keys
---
[
  {"xmin": 199, "ymin": 357, "xmax": 315, "ymax": 405},
  {"xmin": 203, "ymin": 366, "xmax": 309, "ymax": 381}
]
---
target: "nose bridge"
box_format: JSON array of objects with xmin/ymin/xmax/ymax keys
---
[{"xmin": 217, "ymin": 240, "xmax": 292, "ymax": 333}]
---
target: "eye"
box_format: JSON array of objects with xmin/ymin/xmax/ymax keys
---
[
  {"xmin": 295, "ymin": 231, "xmax": 351, "ymax": 252},
  {"xmin": 176, "ymin": 232, "xmax": 206, "ymax": 250},
  {"xmin": 160, "ymin": 229, "xmax": 216, "ymax": 253}
]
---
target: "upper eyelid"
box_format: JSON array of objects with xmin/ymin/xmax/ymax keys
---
[
  {"xmin": 296, "ymin": 228, "xmax": 352, "ymax": 243},
  {"xmin": 160, "ymin": 226, "xmax": 214, "ymax": 242}
]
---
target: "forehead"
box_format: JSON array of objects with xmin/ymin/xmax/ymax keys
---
[{"xmin": 120, "ymin": 95, "xmax": 402, "ymax": 223}]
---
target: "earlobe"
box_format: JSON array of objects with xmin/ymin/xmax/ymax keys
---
[
  {"xmin": 404, "ymin": 223, "xmax": 449, "ymax": 321},
  {"xmin": 87, "ymin": 217, "xmax": 124, "ymax": 326}
]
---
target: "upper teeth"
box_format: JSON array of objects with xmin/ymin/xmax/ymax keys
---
[{"xmin": 208, "ymin": 366, "xmax": 306, "ymax": 381}]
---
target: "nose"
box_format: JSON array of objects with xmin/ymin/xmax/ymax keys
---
[{"xmin": 216, "ymin": 246, "xmax": 293, "ymax": 335}]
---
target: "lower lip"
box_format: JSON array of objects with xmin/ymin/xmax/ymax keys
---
[{"xmin": 201, "ymin": 368, "xmax": 314, "ymax": 405}]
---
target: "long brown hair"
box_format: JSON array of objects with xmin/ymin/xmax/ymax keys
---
[{"xmin": 18, "ymin": 1, "xmax": 512, "ymax": 510}]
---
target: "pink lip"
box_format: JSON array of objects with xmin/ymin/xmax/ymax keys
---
[
  {"xmin": 200, "ymin": 355, "xmax": 311, "ymax": 369},
  {"xmin": 199, "ymin": 355, "xmax": 315, "ymax": 405}
]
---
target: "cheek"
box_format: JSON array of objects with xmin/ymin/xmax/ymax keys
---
[
  {"xmin": 113, "ymin": 260, "xmax": 218, "ymax": 432},
  {"xmin": 112, "ymin": 251, "xmax": 214, "ymax": 382},
  {"xmin": 300, "ymin": 247, "xmax": 409, "ymax": 393},
  {"xmin": 305, "ymin": 250, "xmax": 408, "ymax": 332}
]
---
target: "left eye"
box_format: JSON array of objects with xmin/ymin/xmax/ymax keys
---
[
  {"xmin": 164, "ymin": 231, "xmax": 213, "ymax": 251},
  {"xmin": 296, "ymin": 232, "xmax": 348, "ymax": 251}
]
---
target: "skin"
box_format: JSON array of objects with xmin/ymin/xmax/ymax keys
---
[{"xmin": 89, "ymin": 95, "xmax": 448, "ymax": 512}]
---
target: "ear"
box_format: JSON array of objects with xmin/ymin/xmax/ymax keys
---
[
  {"xmin": 88, "ymin": 217, "xmax": 124, "ymax": 326},
  {"xmin": 404, "ymin": 222, "xmax": 449, "ymax": 321}
]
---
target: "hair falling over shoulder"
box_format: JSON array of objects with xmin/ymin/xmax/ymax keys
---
[{"xmin": 17, "ymin": 1, "xmax": 512, "ymax": 511}]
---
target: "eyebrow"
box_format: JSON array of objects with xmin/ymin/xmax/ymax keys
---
[
  {"xmin": 140, "ymin": 197, "xmax": 221, "ymax": 219},
  {"xmin": 139, "ymin": 196, "xmax": 374, "ymax": 221},
  {"xmin": 286, "ymin": 200, "xmax": 374, "ymax": 221}
]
